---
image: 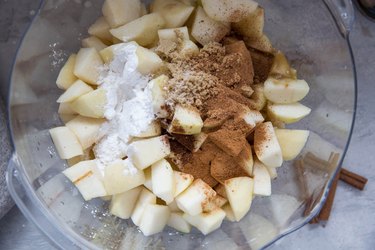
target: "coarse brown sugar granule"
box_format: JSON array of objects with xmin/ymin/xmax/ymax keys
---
[{"xmin": 165, "ymin": 70, "xmax": 219, "ymax": 111}]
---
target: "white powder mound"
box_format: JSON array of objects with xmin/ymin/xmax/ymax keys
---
[{"xmin": 94, "ymin": 42, "xmax": 155, "ymax": 167}]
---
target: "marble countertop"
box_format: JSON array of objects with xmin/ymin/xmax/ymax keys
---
[{"xmin": 0, "ymin": 1, "xmax": 374, "ymax": 249}]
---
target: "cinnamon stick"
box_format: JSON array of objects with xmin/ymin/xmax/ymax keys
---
[
  {"xmin": 295, "ymin": 159, "xmax": 309, "ymax": 200},
  {"xmin": 339, "ymin": 168, "xmax": 368, "ymax": 190},
  {"xmin": 315, "ymin": 171, "xmax": 340, "ymax": 221}
]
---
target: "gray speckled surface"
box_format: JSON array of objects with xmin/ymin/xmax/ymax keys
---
[{"xmin": 0, "ymin": 1, "xmax": 374, "ymax": 250}]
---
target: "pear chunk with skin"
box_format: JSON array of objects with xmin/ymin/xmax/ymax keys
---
[
  {"xmin": 173, "ymin": 171, "xmax": 194, "ymax": 197},
  {"xmin": 176, "ymin": 179, "xmax": 216, "ymax": 216},
  {"xmin": 110, "ymin": 186, "xmax": 142, "ymax": 219},
  {"xmin": 131, "ymin": 187, "xmax": 157, "ymax": 226},
  {"xmin": 56, "ymin": 54, "xmax": 78, "ymax": 90},
  {"xmin": 88, "ymin": 16, "xmax": 113, "ymax": 42},
  {"xmin": 168, "ymin": 105, "xmax": 203, "ymax": 135},
  {"xmin": 70, "ymin": 88, "xmax": 107, "ymax": 119},
  {"xmin": 102, "ymin": 0, "xmax": 142, "ymax": 28},
  {"xmin": 275, "ymin": 129, "xmax": 310, "ymax": 160},
  {"xmin": 63, "ymin": 160, "xmax": 107, "ymax": 201},
  {"xmin": 224, "ymin": 177, "xmax": 254, "ymax": 221},
  {"xmin": 66, "ymin": 116, "xmax": 104, "ymax": 150},
  {"xmin": 168, "ymin": 212, "xmax": 191, "ymax": 233},
  {"xmin": 151, "ymin": 0, "xmax": 194, "ymax": 28},
  {"xmin": 190, "ymin": 7, "xmax": 230, "ymax": 45},
  {"xmin": 110, "ymin": 13, "xmax": 165, "ymax": 46},
  {"xmin": 267, "ymin": 102, "xmax": 311, "ymax": 124},
  {"xmin": 139, "ymin": 204, "xmax": 171, "ymax": 236},
  {"xmin": 264, "ymin": 78, "xmax": 310, "ymax": 104},
  {"xmin": 74, "ymin": 48, "xmax": 104, "ymax": 86},
  {"xmin": 232, "ymin": 6, "xmax": 264, "ymax": 39},
  {"xmin": 253, "ymin": 161, "xmax": 271, "ymax": 196},
  {"xmin": 49, "ymin": 126, "xmax": 83, "ymax": 159},
  {"xmin": 127, "ymin": 135, "xmax": 171, "ymax": 170},
  {"xmin": 152, "ymin": 159, "xmax": 175, "ymax": 204},
  {"xmin": 103, "ymin": 159, "xmax": 145, "ymax": 195},
  {"xmin": 57, "ymin": 80, "xmax": 93, "ymax": 103},
  {"xmin": 201, "ymin": 0, "xmax": 258, "ymax": 22},
  {"xmin": 183, "ymin": 208, "xmax": 226, "ymax": 235},
  {"xmin": 254, "ymin": 122, "xmax": 283, "ymax": 168}
]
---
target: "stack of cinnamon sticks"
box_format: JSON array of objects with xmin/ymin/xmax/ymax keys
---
[{"xmin": 295, "ymin": 152, "xmax": 368, "ymax": 224}]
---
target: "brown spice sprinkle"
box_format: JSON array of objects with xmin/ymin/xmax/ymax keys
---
[{"xmin": 164, "ymin": 39, "xmax": 272, "ymax": 185}]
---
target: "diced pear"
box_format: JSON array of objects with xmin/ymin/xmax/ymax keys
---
[
  {"xmin": 66, "ymin": 115, "xmax": 104, "ymax": 150},
  {"xmin": 224, "ymin": 177, "xmax": 254, "ymax": 221},
  {"xmin": 232, "ymin": 6, "xmax": 264, "ymax": 38},
  {"xmin": 254, "ymin": 122, "xmax": 283, "ymax": 168},
  {"xmin": 131, "ymin": 187, "xmax": 157, "ymax": 226},
  {"xmin": 263, "ymin": 163, "xmax": 278, "ymax": 180},
  {"xmin": 88, "ymin": 16, "xmax": 113, "ymax": 42},
  {"xmin": 264, "ymin": 78, "xmax": 310, "ymax": 104},
  {"xmin": 201, "ymin": 0, "xmax": 258, "ymax": 22},
  {"xmin": 253, "ymin": 161, "xmax": 271, "ymax": 196},
  {"xmin": 56, "ymin": 54, "xmax": 78, "ymax": 90},
  {"xmin": 244, "ymin": 34, "xmax": 274, "ymax": 53},
  {"xmin": 176, "ymin": 179, "xmax": 216, "ymax": 216},
  {"xmin": 158, "ymin": 27, "xmax": 190, "ymax": 41},
  {"xmin": 127, "ymin": 135, "xmax": 171, "ymax": 170},
  {"xmin": 173, "ymin": 171, "xmax": 194, "ymax": 197},
  {"xmin": 66, "ymin": 147, "xmax": 94, "ymax": 167},
  {"xmin": 179, "ymin": 0, "xmax": 197, "ymax": 5},
  {"xmin": 214, "ymin": 184, "xmax": 227, "ymax": 199},
  {"xmin": 82, "ymin": 36, "xmax": 108, "ymax": 51},
  {"xmin": 240, "ymin": 108, "xmax": 264, "ymax": 130},
  {"xmin": 267, "ymin": 102, "xmax": 311, "ymax": 124},
  {"xmin": 102, "ymin": 0, "xmax": 142, "ymax": 28},
  {"xmin": 139, "ymin": 204, "xmax": 170, "ymax": 236},
  {"xmin": 152, "ymin": 159, "xmax": 175, "ymax": 204},
  {"xmin": 70, "ymin": 88, "xmax": 107, "ymax": 119},
  {"xmin": 275, "ymin": 129, "xmax": 310, "ymax": 160},
  {"xmin": 103, "ymin": 159, "xmax": 145, "ymax": 195},
  {"xmin": 179, "ymin": 40, "xmax": 199, "ymax": 57},
  {"xmin": 249, "ymin": 84, "xmax": 267, "ymax": 111},
  {"xmin": 63, "ymin": 160, "xmax": 107, "ymax": 200},
  {"xmin": 110, "ymin": 186, "xmax": 142, "ymax": 219},
  {"xmin": 152, "ymin": 0, "xmax": 194, "ymax": 28},
  {"xmin": 168, "ymin": 200, "xmax": 182, "ymax": 212},
  {"xmin": 57, "ymin": 80, "xmax": 93, "ymax": 103},
  {"xmin": 132, "ymin": 121, "xmax": 161, "ymax": 138},
  {"xmin": 59, "ymin": 114, "xmax": 77, "ymax": 124},
  {"xmin": 136, "ymin": 46, "xmax": 163, "ymax": 75},
  {"xmin": 190, "ymin": 7, "xmax": 230, "ymax": 45},
  {"xmin": 235, "ymin": 142, "xmax": 254, "ymax": 176},
  {"xmin": 49, "ymin": 126, "xmax": 83, "ymax": 159},
  {"xmin": 110, "ymin": 13, "xmax": 165, "ymax": 47},
  {"xmin": 148, "ymin": 75, "xmax": 169, "ymax": 118},
  {"xmin": 204, "ymin": 195, "xmax": 227, "ymax": 212},
  {"xmin": 74, "ymin": 48, "xmax": 104, "ymax": 85},
  {"xmin": 183, "ymin": 208, "xmax": 226, "ymax": 235},
  {"xmin": 168, "ymin": 212, "xmax": 191, "ymax": 233},
  {"xmin": 269, "ymin": 51, "xmax": 296, "ymax": 79},
  {"xmin": 99, "ymin": 43, "xmax": 124, "ymax": 63},
  {"xmin": 222, "ymin": 203, "xmax": 235, "ymax": 222},
  {"xmin": 143, "ymin": 167, "xmax": 153, "ymax": 191},
  {"xmin": 58, "ymin": 102, "xmax": 77, "ymax": 115},
  {"xmin": 169, "ymin": 105, "xmax": 203, "ymax": 135}
]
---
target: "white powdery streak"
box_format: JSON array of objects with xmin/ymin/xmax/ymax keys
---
[{"xmin": 94, "ymin": 42, "xmax": 154, "ymax": 167}]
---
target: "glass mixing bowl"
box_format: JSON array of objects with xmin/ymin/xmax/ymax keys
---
[{"xmin": 6, "ymin": 0, "xmax": 356, "ymax": 249}]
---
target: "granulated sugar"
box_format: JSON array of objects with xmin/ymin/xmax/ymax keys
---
[{"xmin": 94, "ymin": 42, "xmax": 154, "ymax": 166}]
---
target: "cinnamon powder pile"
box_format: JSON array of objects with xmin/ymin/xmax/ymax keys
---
[{"xmin": 163, "ymin": 39, "xmax": 264, "ymax": 186}]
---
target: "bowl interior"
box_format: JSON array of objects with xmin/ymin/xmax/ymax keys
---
[{"xmin": 8, "ymin": 0, "xmax": 355, "ymax": 249}]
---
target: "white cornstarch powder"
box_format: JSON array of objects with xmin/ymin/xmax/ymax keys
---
[{"xmin": 94, "ymin": 42, "xmax": 155, "ymax": 168}]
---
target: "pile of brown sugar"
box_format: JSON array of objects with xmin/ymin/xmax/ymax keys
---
[{"xmin": 163, "ymin": 39, "xmax": 268, "ymax": 187}]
